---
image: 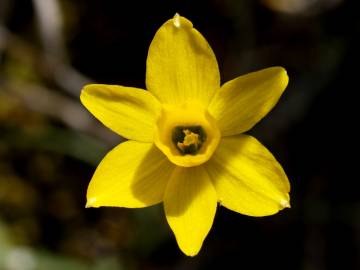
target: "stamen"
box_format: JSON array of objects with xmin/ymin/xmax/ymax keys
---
[
  {"xmin": 172, "ymin": 125, "xmax": 206, "ymax": 155},
  {"xmin": 177, "ymin": 129, "xmax": 201, "ymax": 153},
  {"xmin": 173, "ymin": 13, "xmax": 181, "ymax": 28}
]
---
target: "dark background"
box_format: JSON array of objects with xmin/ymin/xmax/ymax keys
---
[{"xmin": 0, "ymin": 0, "xmax": 358, "ymax": 269}]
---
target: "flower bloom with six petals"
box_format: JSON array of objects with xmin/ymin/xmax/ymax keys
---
[{"xmin": 80, "ymin": 14, "xmax": 291, "ymax": 256}]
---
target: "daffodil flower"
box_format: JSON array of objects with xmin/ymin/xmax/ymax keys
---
[{"xmin": 80, "ymin": 14, "xmax": 290, "ymax": 256}]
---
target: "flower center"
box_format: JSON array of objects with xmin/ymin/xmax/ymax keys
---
[
  {"xmin": 172, "ymin": 126, "xmax": 206, "ymax": 155},
  {"xmin": 154, "ymin": 102, "xmax": 221, "ymax": 167}
]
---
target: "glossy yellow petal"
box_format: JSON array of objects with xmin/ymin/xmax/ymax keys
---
[
  {"xmin": 81, "ymin": 84, "xmax": 161, "ymax": 142},
  {"xmin": 205, "ymin": 135, "xmax": 290, "ymax": 216},
  {"xmin": 164, "ymin": 166, "xmax": 217, "ymax": 256},
  {"xmin": 146, "ymin": 14, "xmax": 220, "ymax": 106},
  {"xmin": 208, "ymin": 67, "xmax": 289, "ymax": 135},
  {"xmin": 86, "ymin": 141, "xmax": 174, "ymax": 208}
]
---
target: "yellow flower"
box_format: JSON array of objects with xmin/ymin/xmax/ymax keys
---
[{"xmin": 80, "ymin": 13, "xmax": 290, "ymax": 256}]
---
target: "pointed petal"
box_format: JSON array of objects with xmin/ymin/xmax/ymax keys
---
[
  {"xmin": 205, "ymin": 135, "xmax": 290, "ymax": 216},
  {"xmin": 146, "ymin": 14, "xmax": 220, "ymax": 106},
  {"xmin": 164, "ymin": 166, "xmax": 217, "ymax": 256},
  {"xmin": 86, "ymin": 141, "xmax": 174, "ymax": 208},
  {"xmin": 81, "ymin": 84, "xmax": 161, "ymax": 142},
  {"xmin": 208, "ymin": 67, "xmax": 289, "ymax": 135}
]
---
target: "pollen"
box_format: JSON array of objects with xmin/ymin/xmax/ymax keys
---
[
  {"xmin": 172, "ymin": 126, "xmax": 206, "ymax": 155},
  {"xmin": 177, "ymin": 129, "xmax": 201, "ymax": 153}
]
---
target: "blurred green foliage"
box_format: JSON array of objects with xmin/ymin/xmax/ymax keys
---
[{"xmin": 0, "ymin": 221, "xmax": 124, "ymax": 270}]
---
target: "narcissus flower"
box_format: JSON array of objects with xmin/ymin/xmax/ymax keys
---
[{"xmin": 80, "ymin": 14, "xmax": 290, "ymax": 256}]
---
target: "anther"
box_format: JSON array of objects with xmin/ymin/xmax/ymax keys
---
[
  {"xmin": 172, "ymin": 125, "xmax": 206, "ymax": 155},
  {"xmin": 177, "ymin": 129, "xmax": 201, "ymax": 153}
]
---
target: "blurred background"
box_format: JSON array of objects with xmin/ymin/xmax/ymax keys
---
[{"xmin": 0, "ymin": 0, "xmax": 359, "ymax": 269}]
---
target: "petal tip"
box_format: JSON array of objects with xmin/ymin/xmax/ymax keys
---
[
  {"xmin": 81, "ymin": 84, "xmax": 96, "ymax": 93},
  {"xmin": 187, "ymin": 252, "xmax": 198, "ymax": 257},
  {"xmin": 80, "ymin": 84, "xmax": 96, "ymax": 104},
  {"xmin": 280, "ymin": 199, "xmax": 291, "ymax": 209},
  {"xmin": 173, "ymin": 13, "xmax": 181, "ymax": 28},
  {"xmin": 278, "ymin": 66, "xmax": 289, "ymax": 82},
  {"xmin": 168, "ymin": 13, "xmax": 193, "ymax": 29},
  {"xmin": 271, "ymin": 66, "xmax": 289, "ymax": 91},
  {"xmin": 179, "ymin": 245, "xmax": 200, "ymax": 257},
  {"xmin": 85, "ymin": 197, "xmax": 98, "ymax": 208},
  {"xmin": 269, "ymin": 66, "xmax": 287, "ymax": 77}
]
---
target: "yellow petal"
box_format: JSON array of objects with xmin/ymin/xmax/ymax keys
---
[
  {"xmin": 208, "ymin": 67, "xmax": 289, "ymax": 135},
  {"xmin": 86, "ymin": 141, "xmax": 174, "ymax": 208},
  {"xmin": 205, "ymin": 135, "xmax": 290, "ymax": 216},
  {"xmin": 146, "ymin": 14, "xmax": 220, "ymax": 106},
  {"xmin": 164, "ymin": 166, "xmax": 217, "ymax": 256},
  {"xmin": 80, "ymin": 84, "xmax": 161, "ymax": 142}
]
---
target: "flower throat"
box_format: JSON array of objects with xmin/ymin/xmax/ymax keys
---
[{"xmin": 172, "ymin": 126, "xmax": 206, "ymax": 155}]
